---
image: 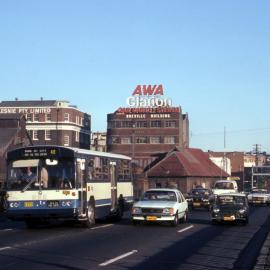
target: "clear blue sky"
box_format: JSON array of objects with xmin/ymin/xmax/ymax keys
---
[{"xmin": 0, "ymin": 1, "xmax": 270, "ymax": 152}]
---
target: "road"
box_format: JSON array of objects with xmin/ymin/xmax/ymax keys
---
[{"xmin": 0, "ymin": 206, "xmax": 269, "ymax": 270}]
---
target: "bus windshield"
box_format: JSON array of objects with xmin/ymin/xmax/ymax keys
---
[{"xmin": 6, "ymin": 158, "xmax": 75, "ymax": 191}]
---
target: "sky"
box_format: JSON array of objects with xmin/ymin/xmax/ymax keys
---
[{"xmin": 0, "ymin": 0, "xmax": 270, "ymax": 153}]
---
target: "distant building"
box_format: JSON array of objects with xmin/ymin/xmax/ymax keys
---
[
  {"xmin": 91, "ymin": 132, "xmax": 107, "ymax": 152},
  {"xmin": 0, "ymin": 114, "xmax": 32, "ymax": 186},
  {"xmin": 0, "ymin": 99, "xmax": 91, "ymax": 149},
  {"xmin": 209, "ymin": 156, "xmax": 231, "ymax": 176}
]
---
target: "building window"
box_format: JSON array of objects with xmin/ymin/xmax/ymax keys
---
[
  {"xmin": 75, "ymin": 131, "xmax": 79, "ymax": 142},
  {"xmin": 150, "ymin": 136, "xmax": 161, "ymax": 144},
  {"xmin": 34, "ymin": 114, "xmax": 39, "ymax": 122},
  {"xmin": 26, "ymin": 114, "xmax": 32, "ymax": 122},
  {"xmin": 64, "ymin": 135, "xmax": 70, "ymax": 146},
  {"xmin": 136, "ymin": 121, "xmax": 147, "ymax": 128},
  {"xmin": 33, "ymin": 130, "xmax": 38, "ymax": 140},
  {"xmin": 121, "ymin": 121, "xmax": 133, "ymax": 128},
  {"xmin": 136, "ymin": 136, "xmax": 147, "ymax": 144},
  {"xmin": 64, "ymin": 113, "xmax": 70, "ymax": 122},
  {"xmin": 164, "ymin": 136, "xmax": 176, "ymax": 144},
  {"xmin": 80, "ymin": 117, "xmax": 83, "ymax": 126},
  {"xmin": 121, "ymin": 137, "xmax": 131, "ymax": 144},
  {"xmin": 150, "ymin": 121, "xmax": 162, "ymax": 128},
  {"xmin": 45, "ymin": 130, "xmax": 52, "ymax": 140},
  {"xmin": 165, "ymin": 121, "xmax": 176, "ymax": 128},
  {"xmin": 45, "ymin": 114, "xmax": 52, "ymax": 122},
  {"xmin": 76, "ymin": 116, "xmax": 79, "ymax": 125}
]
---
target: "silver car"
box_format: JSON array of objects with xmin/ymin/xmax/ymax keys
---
[{"xmin": 247, "ymin": 189, "xmax": 270, "ymax": 206}]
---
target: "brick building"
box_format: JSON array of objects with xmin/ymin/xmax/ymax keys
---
[
  {"xmin": 107, "ymin": 106, "xmax": 189, "ymax": 168},
  {"xmin": 0, "ymin": 100, "xmax": 91, "ymax": 149},
  {"xmin": 0, "ymin": 114, "xmax": 32, "ymax": 186}
]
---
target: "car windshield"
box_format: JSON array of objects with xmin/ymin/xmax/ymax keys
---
[
  {"xmin": 142, "ymin": 191, "xmax": 177, "ymax": 201},
  {"xmin": 191, "ymin": 189, "xmax": 209, "ymax": 195},
  {"xmin": 6, "ymin": 158, "xmax": 75, "ymax": 191},
  {"xmin": 217, "ymin": 196, "xmax": 245, "ymax": 206},
  {"xmin": 214, "ymin": 182, "xmax": 234, "ymax": 189}
]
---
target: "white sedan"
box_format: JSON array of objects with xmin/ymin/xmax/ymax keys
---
[
  {"xmin": 131, "ymin": 188, "xmax": 188, "ymax": 226},
  {"xmin": 247, "ymin": 189, "xmax": 270, "ymax": 206}
]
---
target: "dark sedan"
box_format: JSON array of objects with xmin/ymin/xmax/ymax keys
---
[
  {"xmin": 211, "ymin": 193, "xmax": 249, "ymax": 225},
  {"xmin": 186, "ymin": 188, "xmax": 214, "ymax": 211}
]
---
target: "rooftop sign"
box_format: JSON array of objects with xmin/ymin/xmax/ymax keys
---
[{"xmin": 127, "ymin": 84, "xmax": 172, "ymax": 108}]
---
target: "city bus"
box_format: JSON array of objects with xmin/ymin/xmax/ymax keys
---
[{"xmin": 2, "ymin": 146, "xmax": 133, "ymax": 228}]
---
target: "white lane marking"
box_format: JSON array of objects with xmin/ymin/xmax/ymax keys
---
[
  {"xmin": 0, "ymin": 247, "xmax": 12, "ymax": 251},
  {"xmin": 3, "ymin": 229, "xmax": 13, "ymax": 232},
  {"xmin": 178, "ymin": 225, "xmax": 194, "ymax": 233},
  {"xmin": 91, "ymin": 224, "xmax": 114, "ymax": 230},
  {"xmin": 99, "ymin": 250, "xmax": 138, "ymax": 266}
]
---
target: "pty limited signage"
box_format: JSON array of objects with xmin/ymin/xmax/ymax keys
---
[{"xmin": 126, "ymin": 85, "xmax": 172, "ymax": 108}]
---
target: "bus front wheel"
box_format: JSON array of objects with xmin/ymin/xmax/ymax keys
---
[{"xmin": 84, "ymin": 203, "xmax": 95, "ymax": 228}]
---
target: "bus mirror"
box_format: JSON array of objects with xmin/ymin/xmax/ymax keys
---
[{"xmin": 46, "ymin": 159, "xmax": 58, "ymax": 166}]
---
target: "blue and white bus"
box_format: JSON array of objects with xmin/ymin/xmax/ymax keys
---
[{"xmin": 3, "ymin": 146, "xmax": 133, "ymax": 228}]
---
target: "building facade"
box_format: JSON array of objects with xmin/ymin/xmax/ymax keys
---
[
  {"xmin": 91, "ymin": 132, "xmax": 107, "ymax": 152},
  {"xmin": 0, "ymin": 100, "xmax": 91, "ymax": 149},
  {"xmin": 107, "ymin": 106, "xmax": 189, "ymax": 168}
]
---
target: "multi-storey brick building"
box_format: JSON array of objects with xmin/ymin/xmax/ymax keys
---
[
  {"xmin": 107, "ymin": 106, "xmax": 189, "ymax": 168},
  {"xmin": 0, "ymin": 99, "xmax": 91, "ymax": 149}
]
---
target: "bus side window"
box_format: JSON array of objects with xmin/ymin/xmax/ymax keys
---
[{"xmin": 87, "ymin": 159, "xmax": 94, "ymax": 181}]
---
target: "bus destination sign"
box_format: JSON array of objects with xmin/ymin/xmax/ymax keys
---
[{"xmin": 23, "ymin": 148, "xmax": 58, "ymax": 158}]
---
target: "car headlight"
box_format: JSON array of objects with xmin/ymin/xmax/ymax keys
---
[
  {"xmin": 132, "ymin": 207, "xmax": 142, "ymax": 214},
  {"xmin": 239, "ymin": 208, "xmax": 247, "ymax": 214},
  {"xmin": 162, "ymin": 208, "xmax": 174, "ymax": 215},
  {"xmin": 213, "ymin": 208, "xmax": 220, "ymax": 213}
]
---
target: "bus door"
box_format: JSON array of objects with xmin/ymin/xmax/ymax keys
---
[
  {"xmin": 76, "ymin": 159, "xmax": 86, "ymax": 215},
  {"xmin": 110, "ymin": 161, "xmax": 117, "ymax": 211}
]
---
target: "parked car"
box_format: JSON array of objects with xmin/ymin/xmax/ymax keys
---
[
  {"xmin": 186, "ymin": 188, "xmax": 214, "ymax": 210},
  {"xmin": 211, "ymin": 193, "xmax": 249, "ymax": 225},
  {"xmin": 247, "ymin": 189, "xmax": 270, "ymax": 206},
  {"xmin": 212, "ymin": 180, "xmax": 238, "ymax": 196},
  {"xmin": 131, "ymin": 188, "xmax": 188, "ymax": 226}
]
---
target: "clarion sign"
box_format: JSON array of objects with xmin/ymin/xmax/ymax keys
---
[{"xmin": 126, "ymin": 84, "xmax": 172, "ymax": 108}]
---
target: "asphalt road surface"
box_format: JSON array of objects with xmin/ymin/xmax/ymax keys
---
[{"xmin": 0, "ymin": 206, "xmax": 270, "ymax": 270}]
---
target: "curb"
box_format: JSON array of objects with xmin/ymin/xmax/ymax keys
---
[{"xmin": 254, "ymin": 233, "xmax": 270, "ymax": 269}]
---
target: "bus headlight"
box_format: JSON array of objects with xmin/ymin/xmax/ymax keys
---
[
  {"xmin": 10, "ymin": 202, "xmax": 19, "ymax": 208},
  {"xmin": 62, "ymin": 201, "xmax": 72, "ymax": 207}
]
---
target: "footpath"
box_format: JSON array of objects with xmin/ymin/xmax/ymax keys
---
[{"xmin": 254, "ymin": 233, "xmax": 270, "ymax": 270}]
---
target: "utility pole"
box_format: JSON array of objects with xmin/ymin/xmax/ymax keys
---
[{"xmin": 253, "ymin": 144, "xmax": 261, "ymax": 166}]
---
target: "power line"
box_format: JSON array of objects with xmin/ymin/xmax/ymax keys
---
[{"xmin": 192, "ymin": 127, "xmax": 270, "ymax": 137}]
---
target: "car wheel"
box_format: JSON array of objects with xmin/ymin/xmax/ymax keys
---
[
  {"xmin": 211, "ymin": 219, "xmax": 218, "ymax": 225},
  {"xmin": 180, "ymin": 211, "xmax": 188, "ymax": 223},
  {"xmin": 132, "ymin": 219, "xmax": 140, "ymax": 226},
  {"xmin": 171, "ymin": 212, "xmax": 179, "ymax": 227}
]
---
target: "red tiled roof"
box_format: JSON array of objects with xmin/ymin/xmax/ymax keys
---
[{"xmin": 147, "ymin": 148, "xmax": 229, "ymax": 178}]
